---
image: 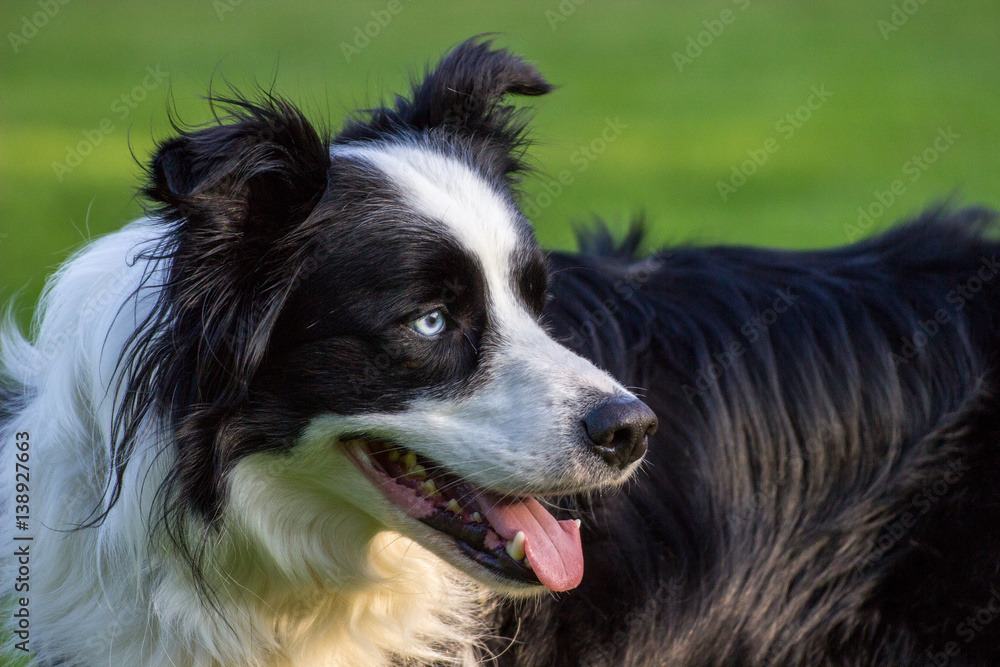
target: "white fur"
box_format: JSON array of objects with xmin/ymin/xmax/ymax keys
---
[
  {"xmin": 331, "ymin": 143, "xmax": 636, "ymax": 492},
  {"xmin": 0, "ymin": 223, "xmax": 484, "ymax": 666},
  {"xmin": 2, "ymin": 144, "xmax": 633, "ymax": 666}
]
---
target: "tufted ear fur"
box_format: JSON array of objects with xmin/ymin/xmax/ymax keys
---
[
  {"xmin": 337, "ymin": 37, "xmax": 552, "ymax": 179},
  {"xmin": 118, "ymin": 93, "xmax": 331, "ymax": 526},
  {"xmin": 147, "ymin": 94, "xmax": 330, "ymax": 265}
]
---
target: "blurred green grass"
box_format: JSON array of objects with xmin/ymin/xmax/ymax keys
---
[{"xmin": 1, "ymin": 0, "xmax": 999, "ymax": 332}]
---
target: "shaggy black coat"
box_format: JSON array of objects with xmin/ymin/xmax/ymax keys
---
[{"xmin": 493, "ymin": 209, "xmax": 1000, "ymax": 666}]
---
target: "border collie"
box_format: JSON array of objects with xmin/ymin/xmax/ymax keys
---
[{"xmin": 3, "ymin": 38, "xmax": 1000, "ymax": 666}]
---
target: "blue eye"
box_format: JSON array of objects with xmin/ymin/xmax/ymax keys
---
[{"xmin": 410, "ymin": 309, "xmax": 447, "ymax": 337}]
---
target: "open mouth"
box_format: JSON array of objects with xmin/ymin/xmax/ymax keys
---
[{"xmin": 343, "ymin": 438, "xmax": 584, "ymax": 592}]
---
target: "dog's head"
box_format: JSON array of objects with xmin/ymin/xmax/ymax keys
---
[{"xmin": 133, "ymin": 39, "xmax": 656, "ymax": 593}]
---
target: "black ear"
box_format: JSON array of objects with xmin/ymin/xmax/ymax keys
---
[
  {"xmin": 117, "ymin": 94, "xmax": 331, "ymax": 523},
  {"xmin": 142, "ymin": 93, "xmax": 331, "ymax": 379},
  {"xmin": 147, "ymin": 95, "xmax": 330, "ymax": 247},
  {"xmin": 337, "ymin": 37, "xmax": 552, "ymax": 177}
]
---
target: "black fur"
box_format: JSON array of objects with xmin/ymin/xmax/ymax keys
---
[
  {"xmin": 135, "ymin": 92, "xmax": 332, "ymax": 521},
  {"xmin": 491, "ymin": 208, "xmax": 1000, "ymax": 665},
  {"xmin": 337, "ymin": 37, "xmax": 551, "ymax": 183},
  {"xmin": 104, "ymin": 38, "xmax": 554, "ymax": 600},
  {"xmin": 40, "ymin": 37, "xmax": 1000, "ymax": 665}
]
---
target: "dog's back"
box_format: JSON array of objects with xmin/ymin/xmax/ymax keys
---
[{"xmin": 491, "ymin": 208, "xmax": 1000, "ymax": 665}]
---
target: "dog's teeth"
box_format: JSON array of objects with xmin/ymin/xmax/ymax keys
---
[
  {"xmin": 505, "ymin": 531, "xmax": 526, "ymax": 561},
  {"xmin": 574, "ymin": 519, "xmax": 582, "ymax": 529},
  {"xmin": 420, "ymin": 479, "xmax": 439, "ymax": 497},
  {"xmin": 409, "ymin": 463, "xmax": 427, "ymax": 479},
  {"xmin": 471, "ymin": 512, "xmax": 482, "ymax": 523},
  {"xmin": 401, "ymin": 452, "xmax": 417, "ymax": 471},
  {"xmin": 447, "ymin": 499, "xmax": 463, "ymax": 514},
  {"xmin": 387, "ymin": 450, "xmax": 401, "ymax": 462}
]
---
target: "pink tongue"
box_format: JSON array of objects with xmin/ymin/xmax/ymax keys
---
[{"xmin": 476, "ymin": 496, "xmax": 584, "ymax": 592}]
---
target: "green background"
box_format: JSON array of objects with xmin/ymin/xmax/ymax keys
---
[{"xmin": 2, "ymin": 1, "xmax": 999, "ymax": 330}]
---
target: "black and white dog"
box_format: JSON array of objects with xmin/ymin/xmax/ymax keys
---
[{"xmin": 3, "ymin": 38, "xmax": 1000, "ymax": 666}]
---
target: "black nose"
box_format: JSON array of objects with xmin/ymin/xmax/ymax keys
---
[{"xmin": 582, "ymin": 397, "xmax": 657, "ymax": 469}]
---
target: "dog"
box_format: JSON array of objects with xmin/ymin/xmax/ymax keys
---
[{"xmin": 3, "ymin": 38, "xmax": 1000, "ymax": 666}]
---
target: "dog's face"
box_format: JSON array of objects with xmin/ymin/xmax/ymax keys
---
[{"xmin": 136, "ymin": 40, "xmax": 655, "ymax": 593}]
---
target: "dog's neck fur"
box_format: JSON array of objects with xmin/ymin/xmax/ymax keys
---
[
  {"xmin": 144, "ymin": 528, "xmax": 486, "ymax": 666},
  {"xmin": 4, "ymin": 223, "xmax": 487, "ymax": 666},
  {"xmin": 3, "ymin": 42, "xmax": 564, "ymax": 665}
]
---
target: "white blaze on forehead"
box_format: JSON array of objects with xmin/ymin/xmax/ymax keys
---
[
  {"xmin": 324, "ymin": 143, "xmax": 636, "ymax": 494},
  {"xmin": 332, "ymin": 143, "xmax": 526, "ymax": 318}
]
